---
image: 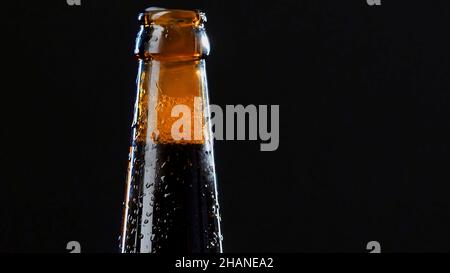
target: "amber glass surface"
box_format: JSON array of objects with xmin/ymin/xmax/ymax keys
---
[{"xmin": 120, "ymin": 8, "xmax": 222, "ymax": 253}]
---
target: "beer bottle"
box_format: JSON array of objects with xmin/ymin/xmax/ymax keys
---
[{"xmin": 120, "ymin": 8, "xmax": 223, "ymax": 253}]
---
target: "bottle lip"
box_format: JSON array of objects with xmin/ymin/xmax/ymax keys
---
[{"xmin": 138, "ymin": 7, "xmax": 207, "ymax": 28}]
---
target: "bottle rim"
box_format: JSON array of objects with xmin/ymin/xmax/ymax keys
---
[{"xmin": 138, "ymin": 7, "xmax": 207, "ymax": 28}]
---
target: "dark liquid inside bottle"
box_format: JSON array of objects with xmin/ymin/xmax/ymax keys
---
[{"xmin": 121, "ymin": 142, "xmax": 222, "ymax": 253}]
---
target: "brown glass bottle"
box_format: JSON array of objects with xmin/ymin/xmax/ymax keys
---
[{"xmin": 120, "ymin": 8, "xmax": 223, "ymax": 253}]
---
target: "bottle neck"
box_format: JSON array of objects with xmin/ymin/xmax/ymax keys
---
[
  {"xmin": 137, "ymin": 58, "xmax": 210, "ymax": 145},
  {"xmin": 133, "ymin": 8, "xmax": 212, "ymax": 145}
]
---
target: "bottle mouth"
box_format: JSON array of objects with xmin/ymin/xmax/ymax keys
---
[{"xmin": 138, "ymin": 7, "xmax": 206, "ymax": 28}]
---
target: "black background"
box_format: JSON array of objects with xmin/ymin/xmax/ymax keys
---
[{"xmin": 2, "ymin": 0, "xmax": 450, "ymax": 253}]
